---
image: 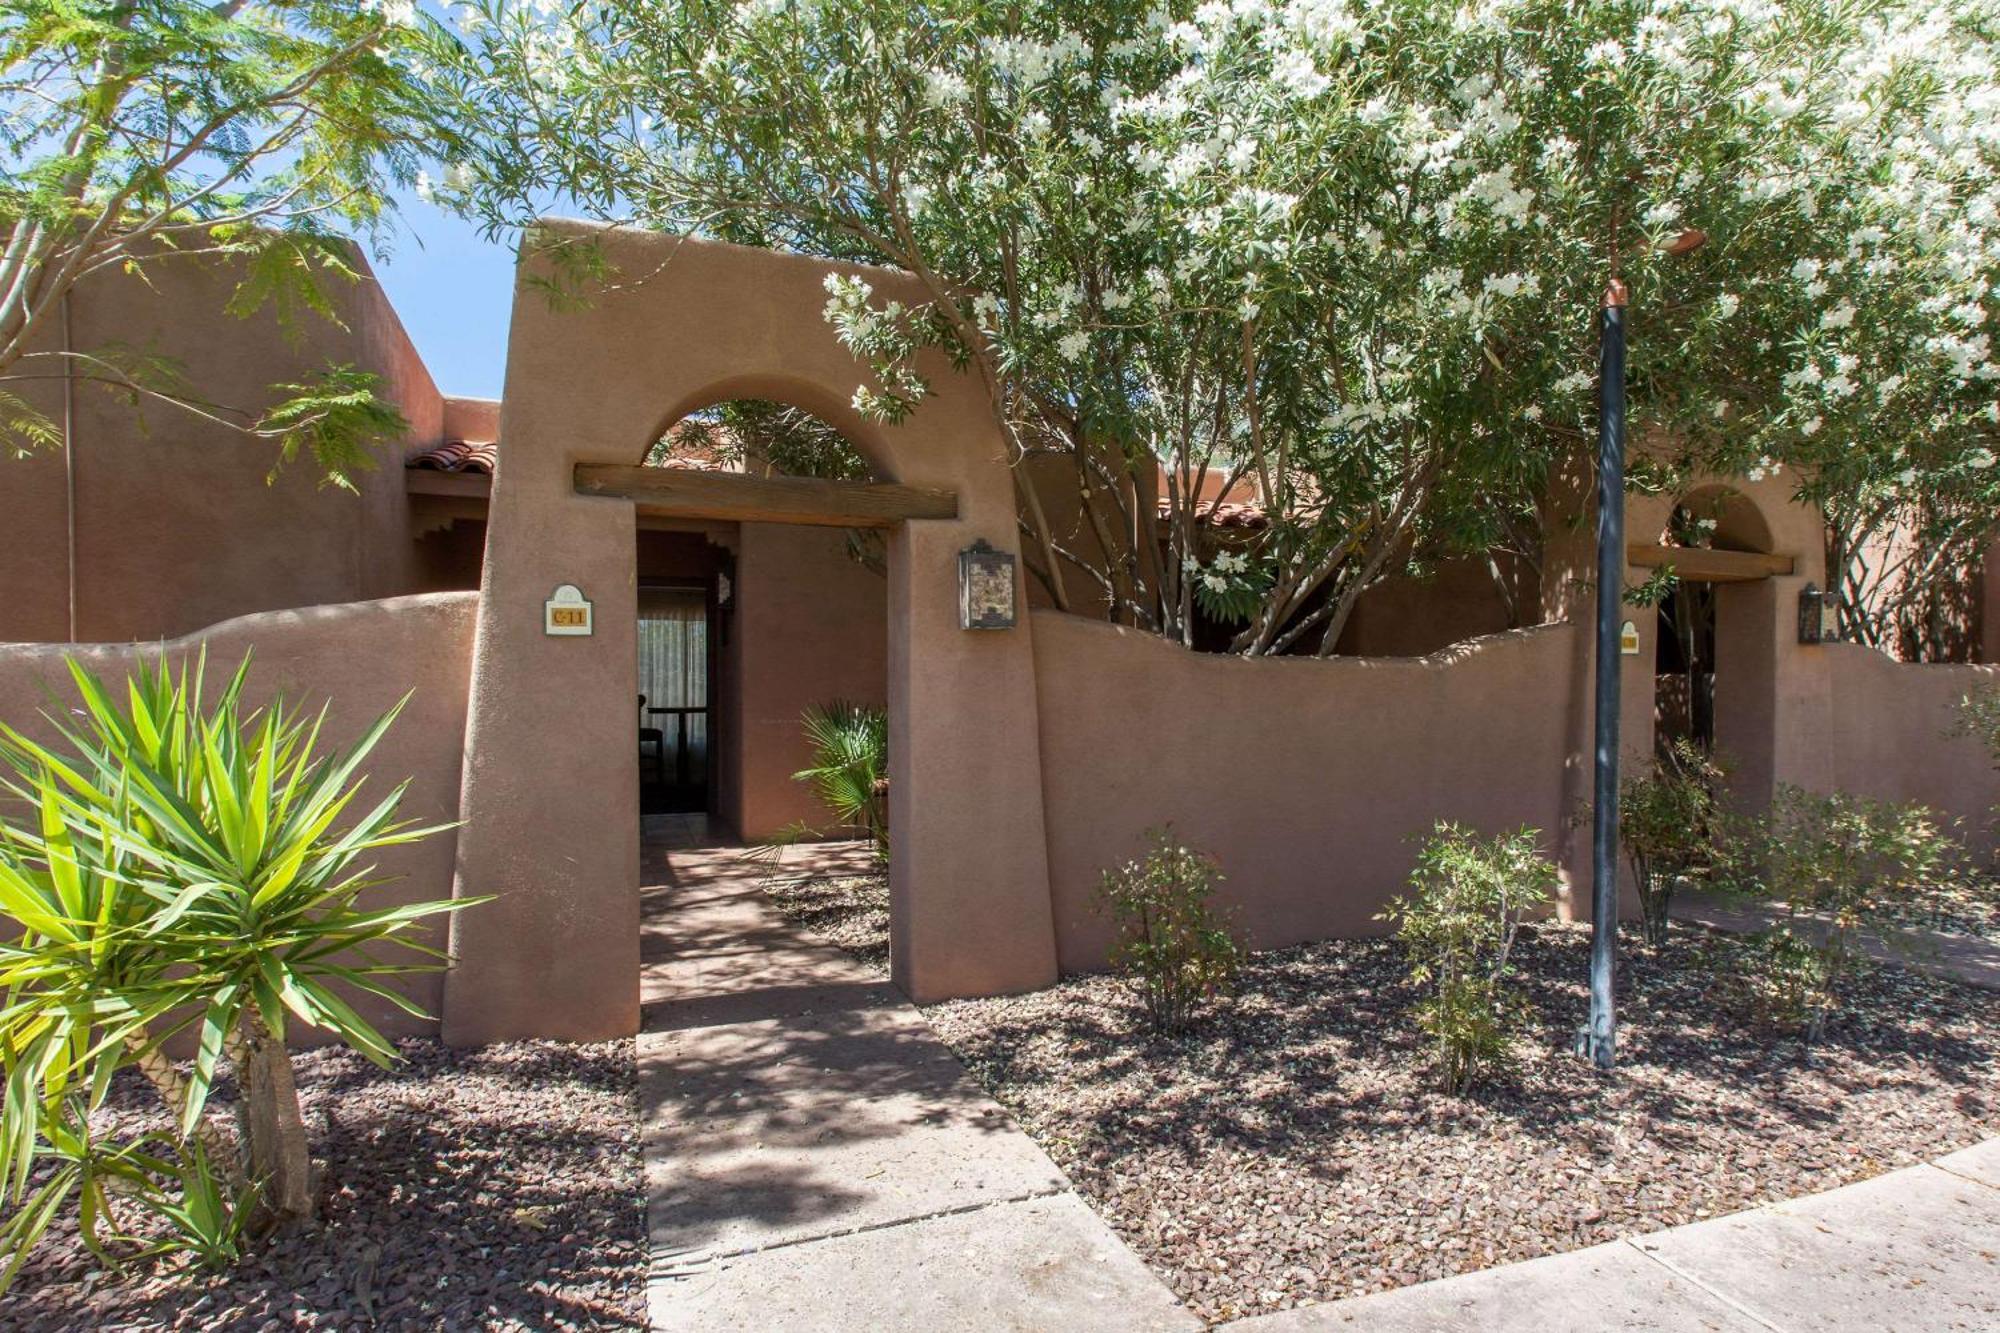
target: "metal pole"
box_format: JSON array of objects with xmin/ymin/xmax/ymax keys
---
[{"xmin": 1581, "ymin": 279, "xmax": 1627, "ymax": 1072}]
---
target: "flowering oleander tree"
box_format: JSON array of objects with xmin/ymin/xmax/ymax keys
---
[
  {"xmin": 439, "ymin": 0, "xmax": 1998, "ymax": 656},
  {"xmin": 0, "ymin": 1, "xmax": 473, "ymax": 487}
]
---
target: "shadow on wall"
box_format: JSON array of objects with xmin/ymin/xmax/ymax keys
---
[
  {"xmin": 0, "ymin": 593, "xmax": 477, "ymax": 1042},
  {"xmin": 1030, "ymin": 610, "xmax": 1580, "ymax": 974}
]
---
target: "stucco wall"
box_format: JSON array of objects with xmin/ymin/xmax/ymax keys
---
[
  {"xmin": 0, "ymin": 250, "xmax": 444, "ymax": 645},
  {"xmin": 731, "ymin": 523, "xmax": 889, "ymax": 841},
  {"xmin": 1822, "ymin": 644, "xmax": 2000, "ymax": 851},
  {"xmin": 0, "ymin": 593, "xmax": 477, "ymax": 1039},
  {"xmin": 1031, "ymin": 610, "xmax": 1578, "ymax": 972}
]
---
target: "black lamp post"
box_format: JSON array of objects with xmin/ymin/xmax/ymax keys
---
[
  {"xmin": 1575, "ymin": 227, "xmax": 1706, "ymax": 1074},
  {"xmin": 1578, "ymin": 277, "xmax": 1627, "ymax": 1073}
]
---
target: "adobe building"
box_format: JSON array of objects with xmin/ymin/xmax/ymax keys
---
[{"xmin": 2, "ymin": 223, "xmax": 1994, "ymax": 1044}]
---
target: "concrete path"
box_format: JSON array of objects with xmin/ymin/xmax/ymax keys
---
[
  {"xmin": 1228, "ymin": 1138, "xmax": 2000, "ymax": 1332},
  {"xmin": 1673, "ymin": 891, "xmax": 2000, "ymax": 992},
  {"xmin": 637, "ymin": 826, "xmax": 1198, "ymax": 1333}
]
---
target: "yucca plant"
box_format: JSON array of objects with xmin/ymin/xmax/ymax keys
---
[
  {"xmin": 0, "ymin": 651, "xmax": 472, "ymax": 1284},
  {"xmin": 793, "ymin": 702, "xmax": 888, "ymax": 858}
]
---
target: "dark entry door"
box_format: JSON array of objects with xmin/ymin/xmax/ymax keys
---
[{"xmin": 638, "ymin": 587, "xmax": 710, "ymax": 814}]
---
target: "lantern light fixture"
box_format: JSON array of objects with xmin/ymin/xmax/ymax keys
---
[
  {"xmin": 1798, "ymin": 582, "xmax": 1841, "ymax": 644},
  {"xmin": 958, "ymin": 539, "xmax": 1017, "ymax": 630}
]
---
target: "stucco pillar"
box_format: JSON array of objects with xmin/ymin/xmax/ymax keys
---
[
  {"xmin": 442, "ymin": 435, "xmax": 641, "ymax": 1045},
  {"xmin": 1713, "ymin": 575, "xmax": 1832, "ymax": 815},
  {"xmin": 886, "ymin": 523, "xmax": 1059, "ymax": 1003}
]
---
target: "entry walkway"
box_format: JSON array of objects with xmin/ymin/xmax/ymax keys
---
[
  {"xmin": 638, "ymin": 823, "xmax": 1198, "ymax": 1332},
  {"xmin": 1228, "ymin": 1139, "xmax": 2000, "ymax": 1331}
]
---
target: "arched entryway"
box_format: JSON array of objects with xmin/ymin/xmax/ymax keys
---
[
  {"xmin": 441, "ymin": 227, "xmax": 1059, "ymax": 1043},
  {"xmin": 1625, "ymin": 476, "xmax": 1825, "ymax": 816}
]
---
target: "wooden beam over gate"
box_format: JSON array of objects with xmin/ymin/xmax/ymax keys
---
[
  {"xmin": 574, "ymin": 464, "xmax": 958, "ymax": 528},
  {"xmin": 1626, "ymin": 544, "xmax": 1794, "ymax": 582}
]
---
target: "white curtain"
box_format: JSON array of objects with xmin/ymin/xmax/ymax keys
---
[{"xmin": 637, "ymin": 589, "xmax": 708, "ymax": 777}]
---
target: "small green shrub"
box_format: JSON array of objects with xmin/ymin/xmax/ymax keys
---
[
  {"xmin": 1619, "ymin": 741, "xmax": 1727, "ymax": 946},
  {"xmin": 1382, "ymin": 824, "xmax": 1557, "ymax": 1095},
  {"xmin": 793, "ymin": 701, "xmax": 889, "ymax": 859},
  {"xmin": 1095, "ymin": 828, "xmax": 1242, "ymax": 1034},
  {"xmin": 1745, "ymin": 785, "xmax": 1963, "ymax": 1041}
]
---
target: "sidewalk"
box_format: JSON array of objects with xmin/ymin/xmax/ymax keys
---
[
  {"xmin": 637, "ymin": 829, "xmax": 1198, "ymax": 1333},
  {"xmin": 1228, "ymin": 1139, "xmax": 2000, "ymax": 1332},
  {"xmin": 1673, "ymin": 891, "xmax": 2000, "ymax": 992}
]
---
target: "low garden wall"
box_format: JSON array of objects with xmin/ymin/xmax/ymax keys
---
[
  {"xmin": 1822, "ymin": 643, "xmax": 1999, "ymax": 852},
  {"xmin": 0, "ymin": 592, "xmax": 478, "ymax": 1038},
  {"xmin": 1030, "ymin": 610, "xmax": 1579, "ymax": 973}
]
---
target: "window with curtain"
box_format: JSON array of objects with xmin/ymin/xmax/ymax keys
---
[{"xmin": 637, "ymin": 588, "xmax": 709, "ymax": 781}]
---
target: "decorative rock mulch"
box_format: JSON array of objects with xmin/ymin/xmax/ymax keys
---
[
  {"xmin": 758, "ymin": 869, "xmax": 892, "ymax": 974},
  {"xmin": 918, "ymin": 925, "xmax": 1999, "ymax": 1326},
  {"xmin": 5, "ymin": 1039, "xmax": 645, "ymax": 1332}
]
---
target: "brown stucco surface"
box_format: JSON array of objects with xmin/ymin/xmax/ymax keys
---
[
  {"xmin": 730, "ymin": 522, "xmax": 888, "ymax": 842},
  {"xmin": 444, "ymin": 225, "xmax": 1057, "ymax": 1043},
  {"xmin": 1823, "ymin": 644, "xmax": 2000, "ymax": 850},
  {"xmin": 0, "ymin": 251, "xmax": 445, "ymax": 645},
  {"xmin": 0, "ymin": 593, "xmax": 477, "ymax": 1038},
  {"xmin": 1029, "ymin": 609, "xmax": 1579, "ymax": 972}
]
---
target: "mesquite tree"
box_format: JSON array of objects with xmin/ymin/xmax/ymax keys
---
[
  {"xmin": 0, "ymin": 0, "xmax": 474, "ymax": 486},
  {"xmin": 439, "ymin": 0, "xmax": 1998, "ymax": 653}
]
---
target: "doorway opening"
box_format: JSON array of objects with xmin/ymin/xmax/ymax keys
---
[{"xmin": 637, "ymin": 582, "xmax": 713, "ymax": 815}]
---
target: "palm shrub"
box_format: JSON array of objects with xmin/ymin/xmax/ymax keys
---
[
  {"xmin": 1094, "ymin": 828, "xmax": 1243, "ymax": 1034},
  {"xmin": 0, "ymin": 652, "xmax": 469, "ymax": 1284},
  {"xmin": 1747, "ymin": 785, "xmax": 1963, "ymax": 1042},
  {"xmin": 1619, "ymin": 741, "xmax": 1727, "ymax": 946},
  {"xmin": 1382, "ymin": 824, "xmax": 1557, "ymax": 1095},
  {"xmin": 793, "ymin": 702, "xmax": 888, "ymax": 858}
]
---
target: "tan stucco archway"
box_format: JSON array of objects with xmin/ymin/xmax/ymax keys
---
[
  {"xmin": 1624, "ymin": 473, "xmax": 1830, "ymax": 814},
  {"xmin": 442, "ymin": 225, "xmax": 1058, "ymax": 1043}
]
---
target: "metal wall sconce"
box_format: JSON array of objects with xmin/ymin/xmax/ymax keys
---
[
  {"xmin": 958, "ymin": 539, "xmax": 1017, "ymax": 630},
  {"xmin": 1798, "ymin": 582, "xmax": 1841, "ymax": 644}
]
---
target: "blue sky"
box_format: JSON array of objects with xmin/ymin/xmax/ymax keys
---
[{"xmin": 370, "ymin": 186, "xmax": 519, "ymax": 400}]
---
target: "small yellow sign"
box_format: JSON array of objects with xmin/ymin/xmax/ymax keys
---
[
  {"xmin": 1619, "ymin": 620, "xmax": 1641, "ymax": 655},
  {"xmin": 544, "ymin": 584, "xmax": 594, "ymax": 637}
]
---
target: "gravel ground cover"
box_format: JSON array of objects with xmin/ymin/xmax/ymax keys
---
[
  {"xmin": 759, "ymin": 868, "xmax": 892, "ymax": 973},
  {"xmin": 925, "ymin": 927, "xmax": 2000, "ymax": 1323},
  {"xmin": 5, "ymin": 1039, "xmax": 645, "ymax": 1332},
  {"xmin": 752, "ymin": 876, "xmax": 1999, "ymax": 1325}
]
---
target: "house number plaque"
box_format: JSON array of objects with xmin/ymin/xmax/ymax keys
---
[{"xmin": 545, "ymin": 584, "xmax": 594, "ymax": 636}]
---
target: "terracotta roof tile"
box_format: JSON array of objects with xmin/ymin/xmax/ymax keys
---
[
  {"xmin": 1162, "ymin": 496, "xmax": 1269, "ymax": 530},
  {"xmin": 407, "ymin": 439, "xmax": 497, "ymax": 474},
  {"xmin": 405, "ymin": 436, "xmax": 736, "ymax": 477}
]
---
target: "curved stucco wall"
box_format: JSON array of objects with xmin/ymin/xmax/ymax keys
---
[
  {"xmin": 1030, "ymin": 610, "xmax": 1580, "ymax": 972},
  {"xmin": 1823, "ymin": 643, "xmax": 2000, "ymax": 851},
  {"xmin": 0, "ymin": 593, "xmax": 477, "ymax": 1039}
]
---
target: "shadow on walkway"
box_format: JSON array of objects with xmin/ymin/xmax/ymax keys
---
[{"xmin": 637, "ymin": 827, "xmax": 1197, "ymax": 1332}]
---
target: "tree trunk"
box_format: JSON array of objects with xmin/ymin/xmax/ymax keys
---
[
  {"xmin": 231, "ymin": 1006, "xmax": 315, "ymax": 1226},
  {"xmin": 122, "ymin": 1035, "xmax": 245, "ymax": 1188}
]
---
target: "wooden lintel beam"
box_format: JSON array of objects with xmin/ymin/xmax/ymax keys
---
[
  {"xmin": 574, "ymin": 464, "xmax": 958, "ymax": 529},
  {"xmin": 1626, "ymin": 544, "xmax": 1794, "ymax": 582}
]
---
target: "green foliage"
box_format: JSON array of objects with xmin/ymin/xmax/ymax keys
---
[
  {"xmin": 1954, "ymin": 683, "xmax": 2000, "ymax": 771},
  {"xmin": 1737, "ymin": 786, "xmax": 1965, "ymax": 1041},
  {"xmin": 0, "ymin": 651, "xmax": 470, "ymax": 1285},
  {"xmin": 1382, "ymin": 824, "xmax": 1557, "ymax": 1095},
  {"xmin": 1094, "ymin": 828, "xmax": 1243, "ymax": 1034},
  {"xmin": 658, "ymin": 400, "xmax": 875, "ymax": 483},
  {"xmin": 1619, "ymin": 741, "xmax": 1727, "ymax": 945},
  {"xmin": 793, "ymin": 702, "xmax": 889, "ymax": 858},
  {"xmin": 450, "ymin": 0, "xmax": 1999, "ymax": 655},
  {"xmin": 0, "ymin": 1, "xmax": 470, "ymax": 483},
  {"xmin": 257, "ymin": 364, "xmax": 409, "ymax": 492}
]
